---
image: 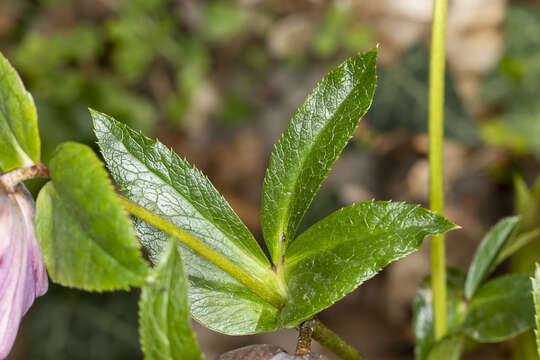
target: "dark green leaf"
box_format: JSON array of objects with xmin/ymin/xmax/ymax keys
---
[
  {"xmin": 92, "ymin": 110, "xmax": 280, "ymax": 335},
  {"xmin": 426, "ymin": 335, "xmax": 464, "ymax": 360},
  {"xmin": 534, "ymin": 265, "xmax": 540, "ymax": 359},
  {"xmin": 0, "ymin": 52, "xmax": 40, "ymax": 172},
  {"xmin": 140, "ymin": 239, "xmax": 202, "ymax": 360},
  {"xmin": 281, "ymin": 201, "xmax": 457, "ymax": 327},
  {"xmin": 414, "ymin": 269, "xmax": 467, "ymax": 360},
  {"xmin": 463, "ymin": 274, "xmax": 535, "ymax": 342},
  {"xmin": 465, "ymin": 216, "xmax": 520, "ymax": 299},
  {"xmin": 261, "ymin": 49, "xmax": 377, "ymax": 264},
  {"xmin": 35, "ymin": 142, "xmax": 149, "ymax": 291}
]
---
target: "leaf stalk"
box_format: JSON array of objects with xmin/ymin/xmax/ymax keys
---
[
  {"xmin": 428, "ymin": 0, "xmax": 449, "ymax": 340},
  {"xmin": 311, "ymin": 319, "xmax": 367, "ymax": 360},
  {"xmin": 0, "ymin": 163, "xmax": 49, "ymax": 192}
]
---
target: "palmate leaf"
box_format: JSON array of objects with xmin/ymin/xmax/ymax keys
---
[
  {"xmin": 92, "ymin": 111, "xmax": 280, "ymax": 335},
  {"xmin": 0, "ymin": 52, "xmax": 40, "ymax": 172},
  {"xmin": 462, "ymin": 274, "xmax": 535, "ymax": 342},
  {"xmin": 139, "ymin": 239, "xmax": 202, "ymax": 360},
  {"xmin": 280, "ymin": 201, "xmax": 457, "ymax": 327},
  {"xmin": 35, "ymin": 142, "xmax": 149, "ymax": 291},
  {"xmin": 464, "ymin": 216, "xmax": 520, "ymax": 299},
  {"xmin": 261, "ymin": 49, "xmax": 377, "ymax": 264}
]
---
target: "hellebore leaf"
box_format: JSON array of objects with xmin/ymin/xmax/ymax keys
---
[
  {"xmin": 0, "ymin": 52, "xmax": 40, "ymax": 172},
  {"xmin": 261, "ymin": 49, "xmax": 377, "ymax": 264},
  {"xmin": 464, "ymin": 216, "xmax": 520, "ymax": 299},
  {"xmin": 92, "ymin": 111, "xmax": 280, "ymax": 335},
  {"xmin": 35, "ymin": 142, "xmax": 149, "ymax": 291},
  {"xmin": 280, "ymin": 201, "xmax": 457, "ymax": 327},
  {"xmin": 139, "ymin": 239, "xmax": 202, "ymax": 360},
  {"xmin": 534, "ymin": 265, "xmax": 540, "ymax": 359},
  {"xmin": 0, "ymin": 184, "xmax": 47, "ymax": 359},
  {"xmin": 426, "ymin": 335, "xmax": 464, "ymax": 360},
  {"xmin": 413, "ymin": 269, "xmax": 467, "ymax": 360},
  {"xmin": 463, "ymin": 274, "xmax": 535, "ymax": 342}
]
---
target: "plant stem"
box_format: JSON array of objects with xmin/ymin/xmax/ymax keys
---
[
  {"xmin": 312, "ymin": 319, "xmax": 367, "ymax": 360},
  {"xmin": 296, "ymin": 319, "xmax": 315, "ymax": 356},
  {"xmin": 118, "ymin": 195, "xmax": 287, "ymax": 309},
  {"xmin": 429, "ymin": 0, "xmax": 448, "ymax": 340},
  {"xmin": 0, "ymin": 163, "xmax": 49, "ymax": 192}
]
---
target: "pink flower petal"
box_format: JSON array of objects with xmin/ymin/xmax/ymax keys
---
[{"xmin": 0, "ymin": 184, "xmax": 48, "ymax": 359}]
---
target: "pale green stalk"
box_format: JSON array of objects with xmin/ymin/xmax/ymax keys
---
[{"xmin": 429, "ymin": 0, "xmax": 449, "ymax": 340}]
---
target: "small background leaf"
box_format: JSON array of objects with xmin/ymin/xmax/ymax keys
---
[
  {"xmin": 261, "ymin": 49, "xmax": 377, "ymax": 264},
  {"xmin": 35, "ymin": 142, "xmax": 148, "ymax": 291},
  {"xmin": 0, "ymin": 52, "xmax": 40, "ymax": 172},
  {"xmin": 463, "ymin": 274, "xmax": 535, "ymax": 343},
  {"xmin": 139, "ymin": 239, "xmax": 202, "ymax": 360},
  {"xmin": 281, "ymin": 201, "xmax": 457, "ymax": 327},
  {"xmin": 426, "ymin": 335, "xmax": 464, "ymax": 360},
  {"xmin": 464, "ymin": 216, "xmax": 520, "ymax": 299},
  {"xmin": 413, "ymin": 269, "xmax": 467, "ymax": 360}
]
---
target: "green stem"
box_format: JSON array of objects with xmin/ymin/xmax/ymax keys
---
[
  {"xmin": 429, "ymin": 0, "xmax": 448, "ymax": 340},
  {"xmin": 118, "ymin": 195, "xmax": 287, "ymax": 309},
  {"xmin": 312, "ymin": 319, "xmax": 367, "ymax": 360}
]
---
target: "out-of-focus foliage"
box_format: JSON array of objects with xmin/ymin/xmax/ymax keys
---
[
  {"xmin": 481, "ymin": 5, "xmax": 540, "ymax": 157},
  {"xmin": 370, "ymin": 46, "xmax": 478, "ymax": 144}
]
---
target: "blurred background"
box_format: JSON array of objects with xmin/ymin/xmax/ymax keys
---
[{"xmin": 2, "ymin": 0, "xmax": 540, "ymax": 359}]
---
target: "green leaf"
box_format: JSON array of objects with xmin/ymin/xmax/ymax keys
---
[
  {"xmin": 280, "ymin": 201, "xmax": 457, "ymax": 327},
  {"xmin": 534, "ymin": 265, "xmax": 540, "ymax": 359},
  {"xmin": 426, "ymin": 335, "xmax": 464, "ymax": 360},
  {"xmin": 464, "ymin": 216, "xmax": 520, "ymax": 299},
  {"xmin": 496, "ymin": 228, "xmax": 540, "ymax": 266},
  {"xmin": 92, "ymin": 110, "xmax": 280, "ymax": 335},
  {"xmin": 0, "ymin": 52, "xmax": 40, "ymax": 172},
  {"xmin": 413, "ymin": 269, "xmax": 467, "ymax": 360},
  {"xmin": 463, "ymin": 274, "xmax": 535, "ymax": 342},
  {"xmin": 139, "ymin": 239, "xmax": 202, "ymax": 360},
  {"xmin": 35, "ymin": 142, "xmax": 149, "ymax": 291},
  {"xmin": 261, "ymin": 49, "xmax": 377, "ymax": 264}
]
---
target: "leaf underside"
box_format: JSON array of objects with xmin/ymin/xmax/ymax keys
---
[
  {"xmin": 261, "ymin": 48, "xmax": 378, "ymax": 264},
  {"xmin": 0, "ymin": 52, "xmax": 40, "ymax": 172},
  {"xmin": 35, "ymin": 142, "xmax": 148, "ymax": 291},
  {"xmin": 139, "ymin": 239, "xmax": 203, "ymax": 360}
]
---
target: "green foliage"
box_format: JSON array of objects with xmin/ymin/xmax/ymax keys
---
[
  {"xmin": 92, "ymin": 110, "xmax": 280, "ymax": 335},
  {"xmin": 413, "ymin": 269, "xmax": 467, "ymax": 360},
  {"xmin": 281, "ymin": 201, "xmax": 457, "ymax": 327},
  {"xmin": 0, "ymin": 52, "xmax": 40, "ymax": 172},
  {"xmin": 369, "ymin": 46, "xmax": 478, "ymax": 144},
  {"xmin": 463, "ymin": 274, "xmax": 535, "ymax": 342},
  {"xmin": 481, "ymin": 5, "xmax": 540, "ymax": 158},
  {"xmin": 35, "ymin": 142, "xmax": 149, "ymax": 291},
  {"xmin": 426, "ymin": 335, "xmax": 464, "ymax": 360},
  {"xmin": 465, "ymin": 216, "xmax": 520, "ymax": 299},
  {"xmin": 139, "ymin": 239, "xmax": 202, "ymax": 360},
  {"xmin": 534, "ymin": 265, "xmax": 540, "ymax": 358},
  {"xmin": 261, "ymin": 49, "xmax": 377, "ymax": 264}
]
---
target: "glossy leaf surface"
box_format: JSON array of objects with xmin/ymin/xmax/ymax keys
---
[
  {"xmin": 464, "ymin": 216, "xmax": 520, "ymax": 299},
  {"xmin": 35, "ymin": 142, "xmax": 148, "ymax": 291},
  {"xmin": 139, "ymin": 239, "xmax": 202, "ymax": 360},
  {"xmin": 0, "ymin": 53, "xmax": 40, "ymax": 172},
  {"xmin": 413, "ymin": 269, "xmax": 467, "ymax": 360},
  {"xmin": 261, "ymin": 49, "xmax": 377, "ymax": 264},
  {"xmin": 93, "ymin": 111, "xmax": 279, "ymax": 334},
  {"xmin": 463, "ymin": 274, "xmax": 534, "ymax": 342},
  {"xmin": 281, "ymin": 201, "xmax": 457, "ymax": 327}
]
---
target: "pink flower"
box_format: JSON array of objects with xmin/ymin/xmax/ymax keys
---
[{"xmin": 0, "ymin": 184, "xmax": 48, "ymax": 359}]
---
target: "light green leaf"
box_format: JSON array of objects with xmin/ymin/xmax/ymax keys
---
[
  {"xmin": 465, "ymin": 216, "xmax": 520, "ymax": 299},
  {"xmin": 140, "ymin": 239, "xmax": 202, "ymax": 360},
  {"xmin": 280, "ymin": 201, "xmax": 457, "ymax": 327},
  {"xmin": 496, "ymin": 228, "xmax": 540, "ymax": 266},
  {"xmin": 413, "ymin": 269, "xmax": 467, "ymax": 360},
  {"xmin": 0, "ymin": 52, "xmax": 40, "ymax": 172},
  {"xmin": 92, "ymin": 110, "xmax": 280, "ymax": 335},
  {"xmin": 35, "ymin": 142, "xmax": 149, "ymax": 291},
  {"xmin": 463, "ymin": 274, "xmax": 535, "ymax": 342},
  {"xmin": 426, "ymin": 335, "xmax": 464, "ymax": 360},
  {"xmin": 261, "ymin": 49, "xmax": 377, "ymax": 264},
  {"xmin": 533, "ymin": 264, "xmax": 540, "ymax": 359}
]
